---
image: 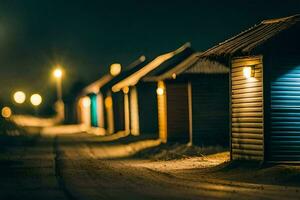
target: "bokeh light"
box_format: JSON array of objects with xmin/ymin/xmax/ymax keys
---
[
  {"xmin": 13, "ymin": 91, "xmax": 26, "ymax": 104},
  {"xmin": 53, "ymin": 68, "xmax": 63, "ymax": 78},
  {"xmin": 1, "ymin": 107, "xmax": 12, "ymax": 118},
  {"xmin": 82, "ymin": 97, "xmax": 91, "ymax": 108},
  {"xmin": 30, "ymin": 94, "xmax": 42, "ymax": 106},
  {"xmin": 110, "ymin": 63, "xmax": 121, "ymax": 76}
]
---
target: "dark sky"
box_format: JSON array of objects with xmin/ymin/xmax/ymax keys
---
[{"xmin": 0, "ymin": 0, "xmax": 299, "ymax": 108}]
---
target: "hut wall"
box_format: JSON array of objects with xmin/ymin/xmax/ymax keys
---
[
  {"xmin": 130, "ymin": 86, "xmax": 140, "ymax": 135},
  {"xmin": 231, "ymin": 56, "xmax": 264, "ymax": 161},
  {"xmin": 104, "ymin": 92, "xmax": 114, "ymax": 134},
  {"xmin": 136, "ymin": 82, "xmax": 158, "ymax": 137},
  {"xmin": 166, "ymin": 82, "xmax": 189, "ymax": 143},
  {"xmin": 157, "ymin": 81, "xmax": 167, "ymax": 142},
  {"xmin": 97, "ymin": 93, "xmax": 105, "ymax": 128},
  {"xmin": 191, "ymin": 74, "xmax": 229, "ymax": 147},
  {"xmin": 112, "ymin": 92, "xmax": 125, "ymax": 133},
  {"xmin": 267, "ymin": 55, "xmax": 300, "ymax": 161}
]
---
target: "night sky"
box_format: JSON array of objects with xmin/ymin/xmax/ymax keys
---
[{"xmin": 0, "ymin": 0, "xmax": 299, "ymax": 113}]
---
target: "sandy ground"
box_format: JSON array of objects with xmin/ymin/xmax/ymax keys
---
[{"xmin": 1, "ymin": 128, "xmax": 300, "ymax": 199}]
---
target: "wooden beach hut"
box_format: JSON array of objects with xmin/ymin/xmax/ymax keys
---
[{"xmin": 196, "ymin": 14, "xmax": 300, "ymax": 162}]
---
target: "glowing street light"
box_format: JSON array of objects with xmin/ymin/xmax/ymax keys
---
[
  {"xmin": 52, "ymin": 66, "xmax": 65, "ymax": 120},
  {"xmin": 1, "ymin": 106, "xmax": 12, "ymax": 118},
  {"xmin": 53, "ymin": 68, "xmax": 63, "ymax": 79},
  {"xmin": 13, "ymin": 91, "xmax": 26, "ymax": 104},
  {"xmin": 30, "ymin": 94, "xmax": 42, "ymax": 106},
  {"xmin": 53, "ymin": 67, "xmax": 63, "ymax": 101}
]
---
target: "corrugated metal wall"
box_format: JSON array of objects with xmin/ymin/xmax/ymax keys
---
[
  {"xmin": 191, "ymin": 74, "xmax": 229, "ymax": 147},
  {"xmin": 231, "ymin": 56, "xmax": 264, "ymax": 161},
  {"xmin": 137, "ymin": 82, "xmax": 158, "ymax": 136},
  {"xmin": 166, "ymin": 82, "xmax": 189, "ymax": 143},
  {"xmin": 269, "ymin": 56, "xmax": 300, "ymax": 161}
]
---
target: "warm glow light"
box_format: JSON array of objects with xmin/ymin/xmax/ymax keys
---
[
  {"xmin": 82, "ymin": 97, "xmax": 91, "ymax": 108},
  {"xmin": 104, "ymin": 96, "xmax": 113, "ymax": 108},
  {"xmin": 110, "ymin": 63, "xmax": 122, "ymax": 76},
  {"xmin": 13, "ymin": 91, "xmax": 26, "ymax": 104},
  {"xmin": 30, "ymin": 94, "xmax": 42, "ymax": 106},
  {"xmin": 156, "ymin": 87, "xmax": 164, "ymax": 95},
  {"xmin": 1, "ymin": 107, "xmax": 12, "ymax": 118},
  {"xmin": 172, "ymin": 73, "xmax": 177, "ymax": 79},
  {"xmin": 243, "ymin": 66, "xmax": 254, "ymax": 78},
  {"xmin": 122, "ymin": 86, "xmax": 129, "ymax": 94},
  {"xmin": 53, "ymin": 68, "xmax": 63, "ymax": 78}
]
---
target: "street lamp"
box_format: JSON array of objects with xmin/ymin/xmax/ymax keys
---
[
  {"xmin": 30, "ymin": 94, "xmax": 42, "ymax": 106},
  {"xmin": 13, "ymin": 91, "xmax": 26, "ymax": 104},
  {"xmin": 52, "ymin": 67, "xmax": 64, "ymax": 121},
  {"xmin": 30, "ymin": 94, "xmax": 42, "ymax": 116},
  {"xmin": 53, "ymin": 67, "xmax": 63, "ymax": 101}
]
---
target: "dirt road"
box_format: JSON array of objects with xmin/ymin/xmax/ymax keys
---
[{"xmin": 1, "ymin": 132, "xmax": 300, "ymax": 200}]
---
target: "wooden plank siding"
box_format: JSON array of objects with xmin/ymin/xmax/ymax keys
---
[
  {"xmin": 191, "ymin": 74, "xmax": 229, "ymax": 147},
  {"xmin": 268, "ymin": 56, "xmax": 300, "ymax": 161},
  {"xmin": 165, "ymin": 82, "xmax": 189, "ymax": 143},
  {"xmin": 231, "ymin": 56, "xmax": 264, "ymax": 161}
]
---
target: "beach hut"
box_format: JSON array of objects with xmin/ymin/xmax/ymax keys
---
[
  {"xmin": 100, "ymin": 56, "xmax": 147, "ymax": 134},
  {"xmin": 77, "ymin": 75, "xmax": 112, "ymax": 128},
  {"xmin": 112, "ymin": 43, "xmax": 193, "ymax": 141},
  {"xmin": 196, "ymin": 14, "xmax": 300, "ymax": 162},
  {"xmin": 144, "ymin": 53, "xmax": 230, "ymax": 146}
]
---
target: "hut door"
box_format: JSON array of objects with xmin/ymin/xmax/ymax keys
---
[
  {"xmin": 166, "ymin": 82, "xmax": 189, "ymax": 143},
  {"xmin": 90, "ymin": 94, "xmax": 98, "ymax": 127}
]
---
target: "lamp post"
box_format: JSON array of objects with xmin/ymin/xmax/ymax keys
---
[{"xmin": 53, "ymin": 67, "xmax": 64, "ymax": 121}]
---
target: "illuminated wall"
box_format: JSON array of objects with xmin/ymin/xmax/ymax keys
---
[
  {"xmin": 231, "ymin": 56, "xmax": 264, "ymax": 161},
  {"xmin": 268, "ymin": 57, "xmax": 300, "ymax": 161},
  {"xmin": 78, "ymin": 96, "xmax": 91, "ymax": 127}
]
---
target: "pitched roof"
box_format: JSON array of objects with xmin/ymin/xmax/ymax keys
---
[
  {"xmin": 81, "ymin": 74, "xmax": 112, "ymax": 96},
  {"xmin": 100, "ymin": 55, "xmax": 147, "ymax": 93},
  {"xmin": 112, "ymin": 43, "xmax": 191, "ymax": 91},
  {"xmin": 199, "ymin": 14, "xmax": 300, "ymax": 58},
  {"xmin": 143, "ymin": 52, "xmax": 199, "ymax": 81}
]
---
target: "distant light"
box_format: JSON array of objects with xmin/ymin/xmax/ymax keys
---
[
  {"xmin": 243, "ymin": 66, "xmax": 254, "ymax": 79},
  {"xmin": 122, "ymin": 86, "xmax": 129, "ymax": 94},
  {"xmin": 53, "ymin": 68, "xmax": 63, "ymax": 78},
  {"xmin": 30, "ymin": 94, "xmax": 42, "ymax": 106},
  {"xmin": 82, "ymin": 97, "xmax": 91, "ymax": 108},
  {"xmin": 172, "ymin": 73, "xmax": 176, "ymax": 79},
  {"xmin": 13, "ymin": 91, "xmax": 26, "ymax": 104},
  {"xmin": 104, "ymin": 96, "xmax": 113, "ymax": 108},
  {"xmin": 1, "ymin": 107, "xmax": 12, "ymax": 118},
  {"xmin": 156, "ymin": 87, "xmax": 164, "ymax": 96},
  {"xmin": 110, "ymin": 63, "xmax": 121, "ymax": 76}
]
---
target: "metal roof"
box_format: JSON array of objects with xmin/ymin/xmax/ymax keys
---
[
  {"xmin": 112, "ymin": 43, "xmax": 191, "ymax": 92},
  {"xmin": 199, "ymin": 14, "xmax": 300, "ymax": 58},
  {"xmin": 143, "ymin": 52, "xmax": 199, "ymax": 81}
]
